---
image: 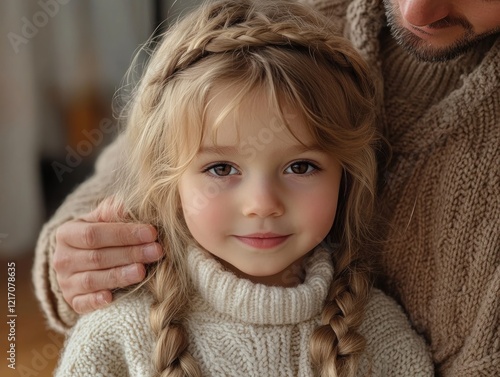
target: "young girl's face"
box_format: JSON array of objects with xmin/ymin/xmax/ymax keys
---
[{"xmin": 178, "ymin": 87, "xmax": 342, "ymax": 287}]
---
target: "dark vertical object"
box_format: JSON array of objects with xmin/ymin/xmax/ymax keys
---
[{"xmin": 153, "ymin": 0, "xmax": 165, "ymax": 38}]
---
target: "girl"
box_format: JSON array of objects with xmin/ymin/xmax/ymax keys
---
[{"xmin": 55, "ymin": 0, "xmax": 433, "ymax": 376}]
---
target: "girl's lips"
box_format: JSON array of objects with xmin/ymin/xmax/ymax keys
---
[{"xmin": 234, "ymin": 233, "xmax": 290, "ymax": 249}]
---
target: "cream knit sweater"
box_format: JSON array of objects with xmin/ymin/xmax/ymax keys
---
[
  {"xmin": 34, "ymin": 1, "xmax": 499, "ymax": 376},
  {"xmin": 55, "ymin": 248, "xmax": 433, "ymax": 376}
]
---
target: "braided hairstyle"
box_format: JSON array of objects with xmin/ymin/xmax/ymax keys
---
[{"xmin": 113, "ymin": 1, "xmax": 378, "ymax": 376}]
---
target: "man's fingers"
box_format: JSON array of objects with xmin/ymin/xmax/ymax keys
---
[
  {"xmin": 54, "ymin": 199, "xmax": 160, "ymax": 314},
  {"xmin": 57, "ymin": 196, "xmax": 159, "ymax": 266},
  {"xmin": 53, "ymin": 241, "xmax": 162, "ymax": 276},
  {"xmin": 85, "ymin": 243, "xmax": 162, "ymax": 270},
  {"xmin": 72, "ymin": 291, "xmax": 113, "ymax": 314},
  {"xmin": 56, "ymin": 221, "xmax": 157, "ymax": 250},
  {"xmin": 64, "ymin": 263, "xmax": 147, "ymax": 300},
  {"xmin": 60, "ymin": 263, "xmax": 149, "ymax": 311}
]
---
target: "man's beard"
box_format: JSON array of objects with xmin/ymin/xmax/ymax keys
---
[{"xmin": 382, "ymin": 0, "xmax": 500, "ymax": 62}]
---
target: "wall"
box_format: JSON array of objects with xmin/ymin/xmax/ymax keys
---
[{"xmin": 0, "ymin": 0, "xmax": 154, "ymax": 255}]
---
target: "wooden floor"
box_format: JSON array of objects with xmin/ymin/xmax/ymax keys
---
[{"xmin": 1, "ymin": 252, "xmax": 64, "ymax": 377}]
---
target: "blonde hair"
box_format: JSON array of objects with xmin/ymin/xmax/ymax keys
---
[{"xmin": 113, "ymin": 1, "xmax": 378, "ymax": 376}]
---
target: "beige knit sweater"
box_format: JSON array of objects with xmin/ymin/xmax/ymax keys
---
[
  {"xmin": 54, "ymin": 247, "xmax": 433, "ymax": 376},
  {"xmin": 34, "ymin": 0, "xmax": 499, "ymax": 376}
]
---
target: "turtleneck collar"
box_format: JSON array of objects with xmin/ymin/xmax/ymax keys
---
[{"xmin": 187, "ymin": 246, "xmax": 334, "ymax": 325}]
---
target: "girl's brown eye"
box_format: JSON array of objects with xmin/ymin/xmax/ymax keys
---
[
  {"xmin": 291, "ymin": 163, "xmax": 307, "ymax": 174},
  {"xmin": 289, "ymin": 162, "xmax": 310, "ymax": 174},
  {"xmin": 213, "ymin": 164, "xmax": 232, "ymax": 176},
  {"xmin": 207, "ymin": 164, "xmax": 238, "ymax": 176}
]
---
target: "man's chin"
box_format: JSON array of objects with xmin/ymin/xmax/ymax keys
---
[
  {"xmin": 391, "ymin": 28, "xmax": 498, "ymax": 62},
  {"xmin": 393, "ymin": 29, "xmax": 473, "ymax": 62}
]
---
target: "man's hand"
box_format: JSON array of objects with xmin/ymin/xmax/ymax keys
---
[{"xmin": 53, "ymin": 198, "xmax": 162, "ymax": 314}]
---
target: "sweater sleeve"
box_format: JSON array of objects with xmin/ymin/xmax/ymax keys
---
[
  {"xmin": 358, "ymin": 288, "xmax": 435, "ymax": 376},
  {"xmin": 32, "ymin": 134, "xmax": 125, "ymax": 333},
  {"xmin": 54, "ymin": 293, "xmax": 154, "ymax": 377}
]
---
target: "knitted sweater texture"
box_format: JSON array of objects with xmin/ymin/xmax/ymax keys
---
[
  {"xmin": 55, "ymin": 248, "xmax": 433, "ymax": 376},
  {"xmin": 34, "ymin": 0, "xmax": 499, "ymax": 376}
]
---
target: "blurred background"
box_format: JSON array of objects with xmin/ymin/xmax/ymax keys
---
[{"xmin": 0, "ymin": 1, "xmax": 201, "ymax": 375}]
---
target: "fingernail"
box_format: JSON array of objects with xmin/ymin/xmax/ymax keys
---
[
  {"xmin": 122, "ymin": 264, "xmax": 140, "ymax": 280},
  {"xmin": 143, "ymin": 243, "xmax": 161, "ymax": 261},
  {"xmin": 138, "ymin": 226, "xmax": 155, "ymax": 242},
  {"xmin": 97, "ymin": 292, "xmax": 110, "ymax": 306}
]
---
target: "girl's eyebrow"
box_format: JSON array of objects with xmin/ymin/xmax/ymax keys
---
[
  {"xmin": 198, "ymin": 146, "xmax": 239, "ymax": 155},
  {"xmin": 198, "ymin": 144, "xmax": 325, "ymax": 155},
  {"xmin": 289, "ymin": 144, "xmax": 325, "ymax": 154}
]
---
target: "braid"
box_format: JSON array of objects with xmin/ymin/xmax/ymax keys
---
[
  {"xmin": 150, "ymin": 3, "xmax": 358, "ymax": 89},
  {"xmin": 148, "ymin": 243, "xmax": 201, "ymax": 377},
  {"xmin": 310, "ymin": 249, "xmax": 371, "ymax": 377},
  {"xmin": 197, "ymin": 29, "xmax": 350, "ymax": 67}
]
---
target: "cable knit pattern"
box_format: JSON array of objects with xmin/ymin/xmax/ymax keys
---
[{"xmin": 55, "ymin": 248, "xmax": 433, "ymax": 376}]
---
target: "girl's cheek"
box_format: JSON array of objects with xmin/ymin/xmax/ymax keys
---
[
  {"xmin": 302, "ymin": 188, "xmax": 339, "ymax": 233},
  {"xmin": 201, "ymin": 193, "xmax": 231, "ymax": 224},
  {"xmin": 186, "ymin": 191, "xmax": 230, "ymax": 228}
]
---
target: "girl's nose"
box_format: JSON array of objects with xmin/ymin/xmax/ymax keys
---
[
  {"xmin": 241, "ymin": 180, "xmax": 285, "ymax": 218},
  {"xmin": 399, "ymin": 0, "xmax": 451, "ymax": 27}
]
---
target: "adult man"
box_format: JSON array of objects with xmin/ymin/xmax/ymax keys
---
[{"xmin": 34, "ymin": 0, "xmax": 499, "ymax": 375}]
